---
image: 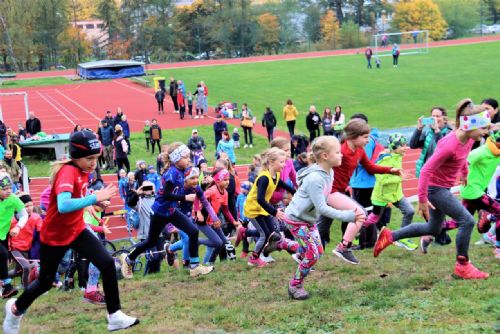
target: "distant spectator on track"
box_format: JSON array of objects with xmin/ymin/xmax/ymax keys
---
[
  {"xmin": 104, "ymin": 110, "xmax": 114, "ymax": 126},
  {"xmin": 365, "ymin": 46, "xmax": 373, "ymax": 69},
  {"xmin": 213, "ymin": 115, "xmax": 228, "ymax": 149},
  {"xmin": 119, "ymin": 115, "xmax": 131, "ymax": 154},
  {"xmin": 169, "ymin": 77, "xmax": 179, "ymax": 113},
  {"xmin": 98, "ymin": 119, "xmax": 114, "ymax": 170},
  {"xmin": 25, "ymin": 112, "xmax": 41, "ymax": 137},
  {"xmin": 155, "ymin": 88, "xmax": 165, "ymax": 114}
]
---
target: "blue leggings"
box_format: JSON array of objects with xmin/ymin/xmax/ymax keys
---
[
  {"xmin": 198, "ymin": 224, "xmax": 227, "ymax": 264},
  {"xmin": 169, "ymin": 229, "xmax": 190, "ymax": 262}
]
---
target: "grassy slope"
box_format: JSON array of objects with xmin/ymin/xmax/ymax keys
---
[
  {"xmin": 1, "ymin": 77, "xmax": 75, "ymax": 88},
  {"xmin": 146, "ymin": 42, "xmax": 500, "ymax": 133},
  {"xmin": 18, "ymin": 217, "xmax": 499, "ymax": 333}
]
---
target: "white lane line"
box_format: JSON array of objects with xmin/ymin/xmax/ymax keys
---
[
  {"xmin": 54, "ymin": 89, "xmax": 101, "ymax": 121},
  {"xmin": 113, "ymin": 80, "xmax": 155, "ymax": 97},
  {"xmin": 36, "ymin": 91, "xmax": 76, "ymax": 126},
  {"xmin": 42, "ymin": 92, "xmax": 79, "ymax": 120}
]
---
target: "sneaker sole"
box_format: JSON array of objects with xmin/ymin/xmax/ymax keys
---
[
  {"xmin": 83, "ymin": 298, "xmax": 106, "ymax": 306},
  {"xmin": 452, "ymin": 273, "xmax": 489, "ymax": 280},
  {"xmin": 108, "ymin": 319, "xmax": 140, "ymax": 331},
  {"xmin": 288, "ymin": 289, "xmax": 310, "ymax": 300},
  {"xmin": 332, "ymin": 249, "xmax": 359, "ymax": 265}
]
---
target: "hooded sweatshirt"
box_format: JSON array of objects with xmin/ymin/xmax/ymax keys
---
[
  {"xmin": 285, "ymin": 164, "xmax": 355, "ymax": 224},
  {"xmin": 283, "ymin": 105, "xmax": 299, "ymax": 122},
  {"xmin": 460, "ymin": 138, "xmax": 500, "ymax": 200}
]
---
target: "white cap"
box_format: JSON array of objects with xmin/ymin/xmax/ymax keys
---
[{"xmin": 192, "ymin": 129, "xmax": 198, "ymax": 134}]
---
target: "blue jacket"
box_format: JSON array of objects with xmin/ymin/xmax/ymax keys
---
[
  {"xmin": 119, "ymin": 121, "xmax": 130, "ymax": 138},
  {"xmin": 349, "ymin": 128, "xmax": 379, "ymax": 189},
  {"xmin": 236, "ymin": 193, "xmax": 248, "ymax": 222},
  {"xmin": 99, "ymin": 125, "xmax": 114, "ymax": 146},
  {"xmin": 146, "ymin": 172, "xmax": 161, "ymax": 193},
  {"xmin": 213, "ymin": 121, "xmax": 227, "ymax": 142},
  {"xmin": 217, "ymin": 139, "xmax": 236, "ymax": 164}
]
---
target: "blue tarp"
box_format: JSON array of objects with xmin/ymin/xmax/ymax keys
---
[{"xmin": 77, "ymin": 60, "xmax": 145, "ymax": 80}]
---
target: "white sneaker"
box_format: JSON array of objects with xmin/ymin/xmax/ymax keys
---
[
  {"xmin": 201, "ymin": 115, "xmax": 204, "ymax": 119},
  {"xmin": 189, "ymin": 264, "xmax": 214, "ymax": 277},
  {"xmin": 244, "ymin": 144, "xmax": 248, "ymax": 148},
  {"xmin": 249, "ymin": 144, "xmax": 253, "ymax": 148},
  {"xmin": 194, "ymin": 116, "xmax": 199, "ymax": 119},
  {"xmin": 107, "ymin": 310, "xmax": 139, "ymax": 331},
  {"xmin": 260, "ymin": 254, "xmax": 275, "ymax": 263},
  {"xmin": 118, "ymin": 253, "xmax": 133, "ymax": 279},
  {"xmin": 3, "ymin": 298, "xmax": 22, "ymax": 334}
]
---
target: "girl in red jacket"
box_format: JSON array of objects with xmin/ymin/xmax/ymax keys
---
[{"xmin": 318, "ymin": 119, "xmax": 402, "ymax": 265}]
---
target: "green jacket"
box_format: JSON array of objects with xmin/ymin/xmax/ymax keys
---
[
  {"xmin": 143, "ymin": 125, "xmax": 151, "ymax": 139},
  {"xmin": 460, "ymin": 138, "xmax": 500, "ymax": 200},
  {"xmin": 371, "ymin": 153, "xmax": 404, "ymax": 205}
]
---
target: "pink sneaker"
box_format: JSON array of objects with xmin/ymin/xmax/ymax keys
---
[
  {"xmin": 235, "ymin": 226, "xmax": 246, "ymax": 248},
  {"xmin": 247, "ymin": 256, "xmax": 267, "ymax": 268},
  {"xmin": 453, "ymin": 256, "xmax": 489, "ymax": 280},
  {"xmin": 477, "ymin": 211, "xmax": 493, "ymax": 234},
  {"xmin": 240, "ymin": 251, "xmax": 248, "ymax": 259}
]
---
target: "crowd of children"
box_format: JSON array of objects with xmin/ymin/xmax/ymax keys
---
[{"xmin": 0, "ymin": 95, "xmax": 498, "ymax": 333}]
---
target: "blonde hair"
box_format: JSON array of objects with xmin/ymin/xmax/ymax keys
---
[
  {"xmin": 312, "ymin": 136, "xmax": 339, "ymax": 162},
  {"xmin": 49, "ymin": 159, "xmax": 72, "ymax": 185},
  {"xmin": 165, "ymin": 142, "xmax": 184, "ymax": 170},
  {"xmin": 344, "ymin": 119, "xmax": 370, "ymax": 140},
  {"xmin": 261, "ymin": 147, "xmax": 286, "ymax": 171},
  {"xmin": 455, "ymin": 98, "xmax": 487, "ymax": 128},
  {"xmin": 270, "ymin": 137, "xmax": 290, "ymax": 150},
  {"xmin": 215, "ymin": 158, "xmax": 235, "ymax": 175},
  {"xmin": 307, "ymin": 152, "xmax": 316, "ymax": 164}
]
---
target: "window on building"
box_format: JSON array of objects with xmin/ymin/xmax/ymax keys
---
[{"xmin": 86, "ymin": 24, "xmax": 94, "ymax": 29}]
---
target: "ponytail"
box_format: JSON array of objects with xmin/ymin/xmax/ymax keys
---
[{"xmin": 49, "ymin": 159, "xmax": 72, "ymax": 185}]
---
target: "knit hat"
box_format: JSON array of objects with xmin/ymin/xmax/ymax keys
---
[
  {"xmin": 241, "ymin": 182, "xmax": 251, "ymax": 192},
  {"xmin": 148, "ymin": 165, "xmax": 155, "ymax": 170},
  {"xmin": 388, "ymin": 133, "xmax": 407, "ymax": 150},
  {"xmin": 18, "ymin": 194, "xmax": 32, "ymax": 204},
  {"xmin": 69, "ymin": 130, "xmax": 102, "ymax": 159},
  {"xmin": 0, "ymin": 173, "xmax": 12, "ymax": 189}
]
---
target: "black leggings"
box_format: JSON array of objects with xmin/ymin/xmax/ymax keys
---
[
  {"xmin": 157, "ymin": 100, "xmax": 164, "ymax": 112},
  {"xmin": 151, "ymin": 140, "xmax": 161, "ymax": 154},
  {"xmin": 393, "ymin": 55, "xmax": 399, "ymax": 65},
  {"xmin": 286, "ymin": 120, "xmax": 296, "ymax": 136},
  {"xmin": 145, "ymin": 138, "xmax": 150, "ymax": 150},
  {"xmin": 266, "ymin": 127, "xmax": 274, "ymax": 142},
  {"xmin": 0, "ymin": 238, "xmax": 9, "ymax": 281},
  {"xmin": 116, "ymin": 157, "xmax": 130, "ymax": 173},
  {"xmin": 15, "ymin": 229, "xmax": 121, "ymax": 314},
  {"xmin": 309, "ymin": 129, "xmax": 320, "ymax": 143},
  {"xmin": 242, "ymin": 126, "xmax": 253, "ymax": 145},
  {"xmin": 128, "ymin": 211, "xmax": 200, "ymax": 263}
]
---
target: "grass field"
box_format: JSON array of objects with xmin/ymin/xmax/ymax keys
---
[
  {"xmin": 13, "ymin": 219, "xmax": 499, "ymax": 334},
  {"xmin": 1, "ymin": 77, "xmax": 76, "ymax": 88},
  {"xmin": 145, "ymin": 42, "xmax": 500, "ymax": 133}
]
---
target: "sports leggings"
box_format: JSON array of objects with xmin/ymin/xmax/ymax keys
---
[{"xmin": 15, "ymin": 229, "xmax": 120, "ymax": 314}]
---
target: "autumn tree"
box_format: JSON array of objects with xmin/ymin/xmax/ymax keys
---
[
  {"xmin": 435, "ymin": 0, "xmax": 479, "ymax": 38},
  {"xmin": 256, "ymin": 12, "xmax": 280, "ymax": 54},
  {"xmin": 320, "ymin": 9, "xmax": 340, "ymax": 48},
  {"xmin": 392, "ymin": 0, "xmax": 447, "ymax": 40}
]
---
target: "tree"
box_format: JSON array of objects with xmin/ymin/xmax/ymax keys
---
[
  {"xmin": 303, "ymin": 4, "xmax": 322, "ymax": 46},
  {"xmin": 256, "ymin": 12, "xmax": 280, "ymax": 54},
  {"xmin": 320, "ymin": 9, "xmax": 340, "ymax": 48},
  {"xmin": 392, "ymin": 0, "xmax": 447, "ymax": 40},
  {"xmin": 435, "ymin": 0, "xmax": 479, "ymax": 38},
  {"xmin": 97, "ymin": 0, "xmax": 119, "ymax": 41},
  {"xmin": 339, "ymin": 21, "xmax": 367, "ymax": 48},
  {"xmin": 58, "ymin": 25, "xmax": 91, "ymax": 66}
]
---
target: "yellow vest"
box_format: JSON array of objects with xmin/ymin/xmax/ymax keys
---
[{"xmin": 244, "ymin": 170, "xmax": 280, "ymax": 218}]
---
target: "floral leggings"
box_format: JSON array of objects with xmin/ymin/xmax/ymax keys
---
[{"xmin": 285, "ymin": 217, "xmax": 323, "ymax": 286}]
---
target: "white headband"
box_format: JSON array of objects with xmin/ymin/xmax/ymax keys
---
[
  {"xmin": 169, "ymin": 145, "xmax": 190, "ymax": 163},
  {"xmin": 459, "ymin": 111, "xmax": 491, "ymax": 131}
]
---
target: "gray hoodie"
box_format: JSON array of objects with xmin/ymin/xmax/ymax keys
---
[{"xmin": 285, "ymin": 164, "xmax": 356, "ymax": 224}]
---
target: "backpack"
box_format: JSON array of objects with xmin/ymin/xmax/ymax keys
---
[
  {"xmin": 126, "ymin": 209, "xmax": 140, "ymax": 230},
  {"xmin": 151, "ymin": 127, "xmax": 160, "ymax": 140},
  {"xmin": 369, "ymin": 135, "xmax": 385, "ymax": 163}
]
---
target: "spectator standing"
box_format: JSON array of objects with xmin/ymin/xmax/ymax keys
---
[
  {"xmin": 97, "ymin": 119, "xmax": 114, "ymax": 170},
  {"xmin": 113, "ymin": 108, "xmax": 124, "ymax": 127},
  {"xmin": 213, "ymin": 115, "xmax": 228, "ymax": 149},
  {"xmin": 0, "ymin": 120, "xmax": 6, "ymax": 148},
  {"xmin": 113, "ymin": 125, "xmax": 130, "ymax": 173},
  {"xmin": 119, "ymin": 115, "xmax": 131, "ymax": 154},
  {"xmin": 143, "ymin": 120, "xmax": 151, "ymax": 152},
  {"xmin": 155, "ymin": 89, "xmax": 165, "ymax": 114},
  {"xmin": 305, "ymin": 105, "xmax": 322, "ymax": 143},
  {"xmin": 194, "ymin": 83, "xmax": 206, "ymax": 118},
  {"xmin": 201, "ymin": 81, "xmax": 209, "ymax": 116},
  {"xmin": 332, "ymin": 106, "xmax": 346, "ymax": 139},
  {"xmin": 283, "ymin": 99, "xmax": 299, "ymax": 137},
  {"xmin": 240, "ymin": 103, "xmax": 254, "ymax": 148},
  {"xmin": 177, "ymin": 87, "xmax": 186, "ymax": 120},
  {"xmin": 365, "ymin": 47, "xmax": 373, "ymax": 69},
  {"xmin": 262, "ymin": 107, "xmax": 277, "ymax": 143},
  {"xmin": 233, "ymin": 128, "xmax": 240, "ymax": 149},
  {"xmin": 149, "ymin": 119, "xmax": 162, "ymax": 155},
  {"xmin": 25, "ymin": 112, "xmax": 41, "ymax": 137},
  {"xmin": 217, "ymin": 131, "xmax": 236, "ymax": 164},
  {"xmin": 322, "ymin": 107, "xmax": 334, "ymax": 136},
  {"xmin": 103, "ymin": 111, "xmax": 114, "ymax": 126},
  {"xmin": 169, "ymin": 78, "xmax": 179, "ymax": 113},
  {"xmin": 392, "ymin": 44, "xmax": 400, "ymax": 67}
]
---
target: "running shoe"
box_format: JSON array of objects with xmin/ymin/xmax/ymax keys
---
[
  {"xmin": 247, "ymin": 256, "xmax": 267, "ymax": 268},
  {"xmin": 477, "ymin": 211, "xmax": 493, "ymax": 234},
  {"xmin": 263, "ymin": 232, "xmax": 281, "ymax": 257},
  {"xmin": 288, "ymin": 282, "xmax": 310, "ymax": 300},
  {"xmin": 453, "ymin": 257, "xmax": 489, "ymax": 280},
  {"xmin": 394, "ymin": 238, "xmax": 418, "ymax": 251},
  {"xmin": 3, "ymin": 298, "xmax": 22, "ymax": 334},
  {"xmin": 333, "ymin": 244, "xmax": 359, "ymax": 265},
  {"xmin": 373, "ymin": 227, "xmax": 394, "ymax": 257},
  {"xmin": 189, "ymin": 265, "xmax": 214, "ymax": 278},
  {"xmin": 83, "ymin": 291, "xmax": 106, "ymax": 305},
  {"xmin": 420, "ymin": 236, "xmax": 434, "ymax": 254},
  {"xmin": 107, "ymin": 310, "xmax": 139, "ymax": 331}
]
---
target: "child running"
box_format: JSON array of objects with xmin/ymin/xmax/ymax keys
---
[
  {"xmin": 3, "ymin": 130, "xmax": 138, "ymax": 334},
  {"xmin": 119, "ymin": 142, "xmax": 213, "ymax": 278},
  {"xmin": 284, "ymin": 136, "xmax": 357, "ymax": 299},
  {"xmin": 374, "ymin": 99, "xmax": 491, "ymax": 279},
  {"xmin": 365, "ymin": 133, "xmax": 417, "ymax": 251},
  {"xmin": 243, "ymin": 148, "xmax": 296, "ymax": 267},
  {"xmin": 317, "ymin": 119, "xmax": 401, "ymax": 264}
]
